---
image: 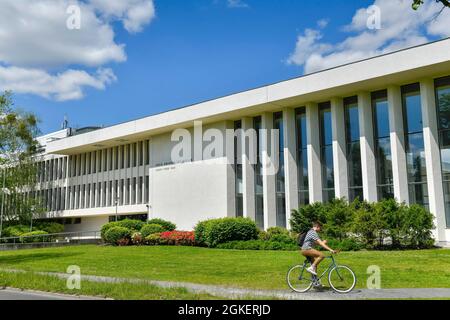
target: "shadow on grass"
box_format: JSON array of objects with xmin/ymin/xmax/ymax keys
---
[{"xmin": 0, "ymin": 251, "xmax": 82, "ymax": 266}]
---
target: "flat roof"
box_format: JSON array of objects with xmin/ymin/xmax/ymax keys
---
[{"xmin": 46, "ymin": 38, "xmax": 450, "ymax": 155}]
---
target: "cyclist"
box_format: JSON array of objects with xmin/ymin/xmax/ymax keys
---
[{"xmin": 300, "ymin": 221, "xmax": 336, "ymax": 276}]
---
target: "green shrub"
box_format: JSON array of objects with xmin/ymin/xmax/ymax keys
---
[
  {"xmin": 324, "ymin": 238, "xmax": 363, "ymax": 251},
  {"xmin": 100, "ymin": 222, "xmax": 121, "ymax": 241},
  {"xmin": 34, "ymin": 222, "xmax": 64, "ymax": 234},
  {"xmin": 194, "ymin": 217, "xmax": 258, "ymax": 247},
  {"xmin": 290, "ymin": 202, "xmax": 327, "ymax": 233},
  {"xmin": 146, "ymin": 218, "xmax": 176, "ymax": 231},
  {"xmin": 323, "ymin": 198, "xmax": 355, "ymax": 241},
  {"xmin": 3, "ymin": 225, "xmax": 30, "ymax": 238},
  {"xmin": 104, "ymin": 226, "xmax": 131, "ymax": 246},
  {"xmin": 145, "ymin": 233, "xmax": 163, "ymax": 245},
  {"xmin": 352, "ymin": 201, "xmax": 383, "ymax": 248},
  {"xmin": 258, "ymin": 230, "xmax": 269, "ymax": 241},
  {"xmin": 141, "ymin": 224, "xmax": 165, "ymax": 238},
  {"xmin": 269, "ymin": 233, "xmax": 296, "ymax": 245},
  {"xmin": 216, "ymin": 240, "xmax": 297, "ymax": 251},
  {"xmin": 376, "ymin": 199, "xmax": 405, "ymax": 247},
  {"xmin": 194, "ymin": 219, "xmax": 214, "ymax": 246},
  {"xmin": 401, "ymin": 204, "xmax": 435, "ymax": 248},
  {"xmin": 118, "ymin": 219, "xmax": 144, "ymax": 231},
  {"xmin": 20, "ymin": 230, "xmax": 48, "ymax": 243}
]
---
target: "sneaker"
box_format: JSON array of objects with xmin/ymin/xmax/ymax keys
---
[{"xmin": 306, "ymin": 266, "xmax": 317, "ymax": 276}]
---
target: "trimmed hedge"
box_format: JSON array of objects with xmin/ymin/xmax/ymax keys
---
[
  {"xmin": 104, "ymin": 226, "xmax": 131, "ymax": 246},
  {"xmin": 146, "ymin": 218, "xmax": 176, "ymax": 231},
  {"xmin": 100, "ymin": 222, "xmax": 121, "ymax": 241},
  {"xmin": 194, "ymin": 217, "xmax": 258, "ymax": 247},
  {"xmin": 20, "ymin": 230, "xmax": 48, "ymax": 243},
  {"xmin": 141, "ymin": 224, "xmax": 165, "ymax": 238},
  {"xmin": 216, "ymin": 240, "xmax": 297, "ymax": 251},
  {"xmin": 117, "ymin": 219, "xmax": 144, "ymax": 231}
]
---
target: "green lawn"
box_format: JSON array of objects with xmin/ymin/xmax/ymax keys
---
[
  {"xmin": 0, "ymin": 271, "xmax": 227, "ymax": 300},
  {"xmin": 0, "ymin": 245, "xmax": 449, "ymax": 290}
]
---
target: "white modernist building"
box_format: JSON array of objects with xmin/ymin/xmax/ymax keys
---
[{"xmin": 26, "ymin": 39, "xmax": 450, "ymax": 245}]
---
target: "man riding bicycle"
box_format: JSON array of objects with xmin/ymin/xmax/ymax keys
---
[{"xmin": 300, "ymin": 221, "xmax": 336, "ymax": 276}]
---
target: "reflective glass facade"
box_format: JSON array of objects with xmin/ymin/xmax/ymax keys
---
[
  {"xmin": 372, "ymin": 90, "xmax": 394, "ymax": 200},
  {"xmin": 295, "ymin": 107, "xmax": 309, "ymax": 206},
  {"xmin": 435, "ymin": 76, "xmax": 450, "ymax": 227},
  {"xmin": 402, "ymin": 83, "xmax": 429, "ymax": 208},
  {"xmin": 253, "ymin": 116, "xmax": 264, "ymax": 229},
  {"xmin": 234, "ymin": 120, "xmax": 243, "ymax": 217},
  {"xmin": 319, "ymin": 102, "xmax": 334, "ymax": 202},
  {"xmin": 274, "ymin": 112, "xmax": 286, "ymax": 227},
  {"xmin": 344, "ymin": 96, "xmax": 363, "ymax": 201}
]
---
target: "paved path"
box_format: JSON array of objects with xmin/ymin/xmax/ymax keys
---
[
  {"xmin": 0, "ymin": 287, "xmax": 107, "ymax": 300},
  {"xmin": 2, "ymin": 269, "xmax": 450, "ymax": 300}
]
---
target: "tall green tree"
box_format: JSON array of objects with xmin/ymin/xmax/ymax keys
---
[{"xmin": 0, "ymin": 91, "xmax": 42, "ymax": 229}]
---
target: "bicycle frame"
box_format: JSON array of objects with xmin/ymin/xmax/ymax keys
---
[{"xmin": 301, "ymin": 255, "xmax": 338, "ymax": 282}]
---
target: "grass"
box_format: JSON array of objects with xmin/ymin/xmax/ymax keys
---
[
  {"xmin": 0, "ymin": 271, "xmax": 227, "ymax": 300},
  {"xmin": 0, "ymin": 245, "xmax": 449, "ymax": 291}
]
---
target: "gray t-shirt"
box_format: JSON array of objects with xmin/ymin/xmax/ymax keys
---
[{"xmin": 301, "ymin": 229, "xmax": 321, "ymax": 250}]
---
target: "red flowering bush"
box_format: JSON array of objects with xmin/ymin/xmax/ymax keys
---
[{"xmin": 159, "ymin": 231, "xmax": 195, "ymax": 246}]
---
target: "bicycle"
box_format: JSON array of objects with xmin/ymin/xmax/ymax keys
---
[{"xmin": 286, "ymin": 252, "xmax": 356, "ymax": 293}]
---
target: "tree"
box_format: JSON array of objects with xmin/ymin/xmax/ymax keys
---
[
  {"xmin": 0, "ymin": 91, "xmax": 42, "ymax": 230},
  {"xmin": 412, "ymin": 0, "xmax": 450, "ymax": 10}
]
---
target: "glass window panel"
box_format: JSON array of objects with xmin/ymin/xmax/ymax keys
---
[
  {"xmin": 402, "ymin": 89, "xmax": 423, "ymax": 134},
  {"xmin": 322, "ymin": 146, "xmax": 334, "ymax": 189},
  {"xmin": 406, "ymin": 132, "xmax": 426, "ymax": 183},
  {"xmin": 347, "ymin": 142, "xmax": 362, "ymax": 188},
  {"xmin": 345, "ymin": 103, "xmax": 360, "ymax": 142},
  {"xmin": 376, "ymin": 137, "xmax": 393, "ymax": 186},
  {"xmin": 373, "ymin": 98, "xmax": 390, "ymax": 138}
]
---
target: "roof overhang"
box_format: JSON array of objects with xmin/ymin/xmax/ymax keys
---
[{"xmin": 46, "ymin": 38, "xmax": 450, "ymax": 155}]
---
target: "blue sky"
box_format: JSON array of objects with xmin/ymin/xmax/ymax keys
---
[{"xmin": 2, "ymin": 0, "xmax": 448, "ymax": 135}]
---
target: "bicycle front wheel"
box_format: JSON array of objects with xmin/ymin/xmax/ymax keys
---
[
  {"xmin": 328, "ymin": 265, "xmax": 356, "ymax": 293},
  {"xmin": 286, "ymin": 265, "xmax": 313, "ymax": 293}
]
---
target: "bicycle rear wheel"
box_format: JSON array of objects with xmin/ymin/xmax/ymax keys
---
[
  {"xmin": 328, "ymin": 265, "xmax": 356, "ymax": 293},
  {"xmin": 286, "ymin": 265, "xmax": 313, "ymax": 293}
]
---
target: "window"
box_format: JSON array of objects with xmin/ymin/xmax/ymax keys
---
[
  {"xmin": 274, "ymin": 112, "xmax": 286, "ymax": 227},
  {"xmin": 134, "ymin": 143, "xmax": 138, "ymax": 167},
  {"xmin": 435, "ymin": 76, "xmax": 450, "ymax": 227},
  {"xmin": 139, "ymin": 141, "xmax": 143, "ymax": 166},
  {"xmin": 145, "ymin": 140, "xmax": 150, "ymax": 165},
  {"xmin": 296, "ymin": 108, "xmax": 309, "ymax": 206},
  {"xmin": 372, "ymin": 90, "xmax": 394, "ymax": 200},
  {"xmin": 344, "ymin": 96, "xmax": 363, "ymax": 201},
  {"xmin": 402, "ymin": 83, "xmax": 429, "ymax": 208},
  {"xmin": 253, "ymin": 116, "xmax": 264, "ymax": 229},
  {"xmin": 145, "ymin": 176, "xmax": 149, "ymax": 203},
  {"xmin": 319, "ymin": 102, "xmax": 334, "ymax": 202},
  {"xmin": 234, "ymin": 120, "xmax": 243, "ymax": 217}
]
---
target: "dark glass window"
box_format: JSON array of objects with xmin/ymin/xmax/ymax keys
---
[
  {"xmin": 435, "ymin": 76, "xmax": 450, "ymax": 227},
  {"xmin": 402, "ymin": 83, "xmax": 428, "ymax": 208},
  {"xmin": 296, "ymin": 107, "xmax": 309, "ymax": 206},
  {"xmin": 253, "ymin": 116, "xmax": 264, "ymax": 229},
  {"xmin": 372, "ymin": 90, "xmax": 394, "ymax": 199},
  {"xmin": 274, "ymin": 112, "xmax": 286, "ymax": 228},
  {"xmin": 234, "ymin": 121, "xmax": 243, "ymax": 217},
  {"xmin": 319, "ymin": 102, "xmax": 334, "ymax": 202},
  {"xmin": 344, "ymin": 96, "xmax": 363, "ymax": 201}
]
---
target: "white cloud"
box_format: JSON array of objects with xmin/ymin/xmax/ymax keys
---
[
  {"xmin": 227, "ymin": 0, "xmax": 249, "ymax": 9},
  {"xmin": 0, "ymin": 0, "xmax": 155, "ymax": 101},
  {"xmin": 0, "ymin": 66, "xmax": 116, "ymax": 101},
  {"xmin": 287, "ymin": 0, "xmax": 450, "ymax": 74}
]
